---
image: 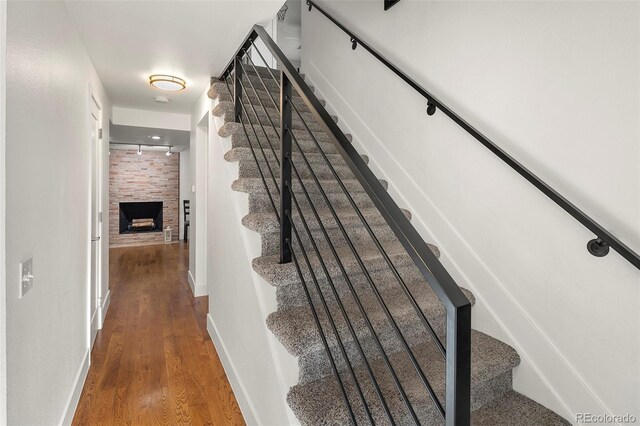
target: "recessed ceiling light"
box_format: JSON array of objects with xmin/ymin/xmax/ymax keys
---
[
  {"xmin": 151, "ymin": 136, "xmax": 161, "ymax": 140},
  {"xmin": 149, "ymin": 74, "xmax": 186, "ymax": 91}
]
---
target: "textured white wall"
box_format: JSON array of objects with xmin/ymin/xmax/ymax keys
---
[
  {"xmin": 112, "ymin": 106, "xmax": 190, "ymax": 131},
  {"xmin": 179, "ymin": 148, "xmax": 191, "ymax": 241},
  {"xmin": 207, "ymin": 97, "xmax": 299, "ymax": 426},
  {"xmin": 0, "ymin": 1, "xmax": 7, "ymax": 423},
  {"xmin": 302, "ymin": 1, "xmax": 639, "ymax": 422},
  {"xmin": 188, "ymin": 90, "xmax": 210, "ymax": 296},
  {"xmin": 5, "ymin": 1, "xmax": 111, "ymax": 424}
]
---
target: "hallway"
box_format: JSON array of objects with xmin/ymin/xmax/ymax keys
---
[{"xmin": 72, "ymin": 243, "xmax": 244, "ymax": 425}]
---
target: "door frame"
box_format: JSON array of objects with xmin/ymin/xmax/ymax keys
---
[
  {"xmin": 88, "ymin": 89, "xmax": 103, "ymax": 349},
  {"xmin": 0, "ymin": 1, "xmax": 8, "ymax": 423}
]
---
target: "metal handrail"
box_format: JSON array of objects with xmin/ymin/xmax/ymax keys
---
[
  {"xmin": 219, "ymin": 24, "xmax": 472, "ymax": 425},
  {"xmin": 301, "ymin": 0, "xmax": 640, "ymax": 270}
]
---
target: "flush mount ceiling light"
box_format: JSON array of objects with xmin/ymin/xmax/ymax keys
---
[
  {"xmin": 150, "ymin": 135, "xmax": 161, "ymax": 140},
  {"xmin": 149, "ymin": 74, "xmax": 186, "ymax": 91}
]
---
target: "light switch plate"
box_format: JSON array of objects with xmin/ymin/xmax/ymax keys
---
[{"xmin": 19, "ymin": 257, "xmax": 34, "ymax": 298}]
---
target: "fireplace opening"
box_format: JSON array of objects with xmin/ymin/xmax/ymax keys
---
[{"xmin": 119, "ymin": 201, "xmax": 163, "ymax": 234}]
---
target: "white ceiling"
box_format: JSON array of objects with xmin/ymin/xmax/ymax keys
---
[{"xmin": 65, "ymin": 0, "xmax": 283, "ymax": 114}]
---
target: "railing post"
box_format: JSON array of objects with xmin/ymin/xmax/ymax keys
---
[
  {"xmin": 279, "ymin": 71, "xmax": 292, "ymax": 264},
  {"xmin": 445, "ymin": 303, "xmax": 471, "ymax": 426},
  {"xmin": 233, "ymin": 55, "xmax": 243, "ymax": 122}
]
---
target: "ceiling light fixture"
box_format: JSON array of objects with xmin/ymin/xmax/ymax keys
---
[
  {"xmin": 151, "ymin": 135, "xmax": 161, "ymax": 140},
  {"xmin": 149, "ymin": 74, "xmax": 186, "ymax": 91},
  {"xmin": 137, "ymin": 145, "xmax": 142, "ymax": 155},
  {"xmin": 166, "ymin": 146, "xmax": 173, "ymax": 156}
]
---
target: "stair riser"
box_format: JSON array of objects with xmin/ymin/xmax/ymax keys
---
[
  {"xmin": 227, "ymin": 129, "xmax": 339, "ymax": 154},
  {"xmin": 260, "ymin": 225, "xmax": 399, "ymax": 256},
  {"xmin": 218, "ymin": 121, "xmax": 352, "ymax": 145},
  {"xmin": 254, "ymin": 246, "xmax": 431, "ymax": 288},
  {"xmin": 214, "ymin": 100, "xmax": 327, "ymax": 133},
  {"xmin": 268, "ymin": 295, "xmax": 447, "ymax": 359},
  {"xmin": 225, "ymin": 147, "xmax": 365, "ymax": 168},
  {"xmin": 240, "ymin": 101, "xmax": 337, "ymax": 126},
  {"xmin": 238, "ymin": 159, "xmax": 357, "ymax": 181},
  {"xmin": 276, "ymin": 269, "xmax": 441, "ymax": 311},
  {"xmin": 241, "ymin": 108, "xmax": 328, "ymax": 133},
  {"xmin": 247, "ymin": 191, "xmax": 377, "ymax": 215},
  {"xmin": 241, "ymin": 74, "xmax": 312, "ymax": 94},
  {"xmin": 216, "ymin": 89, "xmax": 326, "ymax": 114},
  {"xmin": 210, "ymin": 81, "xmax": 324, "ymax": 111}
]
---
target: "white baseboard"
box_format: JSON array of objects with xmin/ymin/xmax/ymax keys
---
[
  {"xmin": 99, "ymin": 289, "xmax": 111, "ymax": 328},
  {"xmin": 58, "ymin": 348, "xmax": 89, "ymax": 426},
  {"xmin": 187, "ymin": 270, "xmax": 207, "ymax": 297},
  {"xmin": 207, "ymin": 314, "xmax": 258, "ymax": 425},
  {"xmin": 89, "ymin": 308, "xmax": 99, "ymax": 347}
]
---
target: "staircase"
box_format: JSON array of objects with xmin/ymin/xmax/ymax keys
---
[{"xmin": 207, "ymin": 54, "xmax": 570, "ymax": 425}]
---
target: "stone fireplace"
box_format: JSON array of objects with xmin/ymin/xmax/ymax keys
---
[{"xmin": 109, "ymin": 149, "xmax": 179, "ymax": 247}]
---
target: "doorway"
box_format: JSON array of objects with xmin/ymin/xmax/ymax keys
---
[{"xmin": 89, "ymin": 94, "xmax": 102, "ymax": 347}]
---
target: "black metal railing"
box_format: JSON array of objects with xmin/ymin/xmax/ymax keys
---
[
  {"xmin": 300, "ymin": 0, "xmax": 640, "ymax": 271},
  {"xmin": 219, "ymin": 24, "xmax": 471, "ymax": 425}
]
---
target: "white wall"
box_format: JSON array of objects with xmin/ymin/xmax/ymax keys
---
[
  {"xmin": 302, "ymin": 1, "xmax": 640, "ymax": 422},
  {"xmin": 207, "ymin": 96, "xmax": 298, "ymax": 426},
  {"xmin": 179, "ymin": 148, "xmax": 191, "ymax": 241},
  {"xmin": 188, "ymin": 90, "xmax": 210, "ymax": 297},
  {"xmin": 112, "ymin": 106, "xmax": 190, "ymax": 131},
  {"xmin": 6, "ymin": 1, "xmax": 112, "ymax": 424},
  {"xmin": 0, "ymin": 1, "xmax": 7, "ymax": 423}
]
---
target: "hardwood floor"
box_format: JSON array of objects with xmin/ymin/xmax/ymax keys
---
[{"xmin": 72, "ymin": 243, "xmax": 245, "ymax": 426}]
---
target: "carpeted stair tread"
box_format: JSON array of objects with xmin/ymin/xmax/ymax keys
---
[
  {"xmin": 224, "ymin": 146, "xmax": 366, "ymax": 167},
  {"xmin": 213, "ymin": 100, "xmax": 334, "ymax": 132},
  {"xmin": 252, "ymin": 242, "xmax": 440, "ymax": 287},
  {"xmin": 471, "ymin": 391, "xmax": 570, "ymax": 425},
  {"xmin": 232, "ymin": 177, "xmax": 388, "ymax": 195},
  {"xmin": 242, "ymin": 207, "xmax": 410, "ymax": 234},
  {"xmin": 287, "ymin": 331, "xmax": 520, "ymax": 425},
  {"xmin": 266, "ymin": 279, "xmax": 476, "ymax": 357}
]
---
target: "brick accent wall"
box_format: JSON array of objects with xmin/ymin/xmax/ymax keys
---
[{"xmin": 109, "ymin": 149, "xmax": 180, "ymax": 246}]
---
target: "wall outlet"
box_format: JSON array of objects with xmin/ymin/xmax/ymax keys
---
[{"xmin": 19, "ymin": 257, "xmax": 34, "ymax": 298}]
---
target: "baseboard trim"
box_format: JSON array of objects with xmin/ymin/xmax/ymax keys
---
[
  {"xmin": 58, "ymin": 348, "xmax": 89, "ymax": 426},
  {"xmin": 207, "ymin": 314, "xmax": 258, "ymax": 425},
  {"xmin": 99, "ymin": 289, "xmax": 111, "ymax": 328},
  {"xmin": 187, "ymin": 270, "xmax": 207, "ymax": 297}
]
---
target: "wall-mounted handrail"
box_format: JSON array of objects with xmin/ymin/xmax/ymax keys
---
[
  {"xmin": 219, "ymin": 24, "xmax": 472, "ymax": 425},
  {"xmin": 304, "ymin": 0, "xmax": 640, "ymax": 271}
]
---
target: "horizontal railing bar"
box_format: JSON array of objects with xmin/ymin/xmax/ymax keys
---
[{"xmin": 305, "ymin": 0, "xmax": 640, "ymax": 270}]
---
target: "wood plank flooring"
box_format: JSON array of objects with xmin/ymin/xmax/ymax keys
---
[{"xmin": 72, "ymin": 243, "xmax": 245, "ymax": 426}]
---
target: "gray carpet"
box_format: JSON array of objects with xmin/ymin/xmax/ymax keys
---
[{"xmin": 208, "ymin": 67, "xmax": 570, "ymax": 425}]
